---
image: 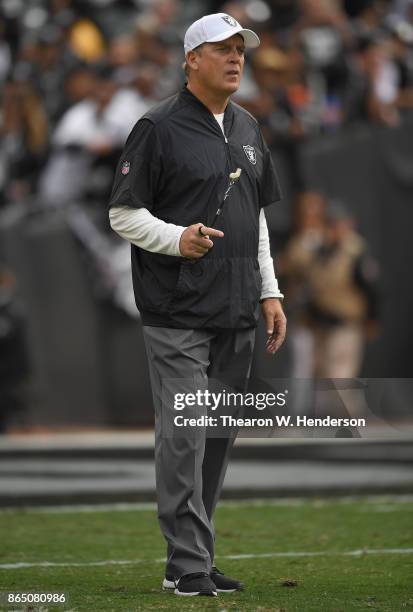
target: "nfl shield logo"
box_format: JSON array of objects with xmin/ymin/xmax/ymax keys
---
[
  {"xmin": 243, "ymin": 145, "xmax": 257, "ymax": 165},
  {"xmin": 222, "ymin": 15, "xmax": 238, "ymax": 27},
  {"xmin": 121, "ymin": 161, "xmax": 130, "ymax": 175}
]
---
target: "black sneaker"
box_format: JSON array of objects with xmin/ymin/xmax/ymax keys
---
[
  {"xmin": 174, "ymin": 572, "xmax": 217, "ymax": 596},
  {"xmin": 210, "ymin": 566, "xmax": 244, "ymax": 593}
]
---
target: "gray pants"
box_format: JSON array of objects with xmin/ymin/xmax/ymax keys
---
[{"xmin": 142, "ymin": 326, "xmax": 255, "ymax": 579}]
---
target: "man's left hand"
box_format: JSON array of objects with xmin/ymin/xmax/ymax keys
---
[{"xmin": 261, "ymin": 298, "xmax": 287, "ymax": 354}]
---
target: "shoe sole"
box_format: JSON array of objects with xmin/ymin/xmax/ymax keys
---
[
  {"xmin": 174, "ymin": 589, "xmax": 217, "ymax": 597},
  {"xmin": 165, "ymin": 579, "xmax": 243, "ymax": 593}
]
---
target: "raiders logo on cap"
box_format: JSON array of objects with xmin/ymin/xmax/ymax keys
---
[{"xmin": 221, "ymin": 14, "xmax": 238, "ymax": 27}]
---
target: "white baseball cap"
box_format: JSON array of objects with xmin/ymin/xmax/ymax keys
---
[{"xmin": 184, "ymin": 13, "xmax": 260, "ymax": 55}]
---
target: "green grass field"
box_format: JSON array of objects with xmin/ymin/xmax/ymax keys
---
[{"xmin": 0, "ymin": 497, "xmax": 412, "ymax": 612}]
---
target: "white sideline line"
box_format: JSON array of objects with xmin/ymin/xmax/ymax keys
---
[
  {"xmin": 1, "ymin": 548, "xmax": 413, "ymax": 570},
  {"xmin": 222, "ymin": 548, "xmax": 413, "ymax": 559},
  {"xmin": 2, "ymin": 495, "xmax": 413, "ymax": 514}
]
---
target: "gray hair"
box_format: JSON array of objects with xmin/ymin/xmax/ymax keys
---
[{"xmin": 183, "ymin": 44, "xmax": 204, "ymax": 78}]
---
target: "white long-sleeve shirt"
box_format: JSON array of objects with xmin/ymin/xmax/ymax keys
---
[{"xmin": 109, "ymin": 112, "xmax": 283, "ymax": 301}]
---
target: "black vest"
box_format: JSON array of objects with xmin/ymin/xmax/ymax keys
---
[{"xmin": 109, "ymin": 86, "xmax": 281, "ymax": 328}]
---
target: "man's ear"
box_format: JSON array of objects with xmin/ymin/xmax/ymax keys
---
[{"xmin": 186, "ymin": 50, "xmax": 200, "ymax": 71}]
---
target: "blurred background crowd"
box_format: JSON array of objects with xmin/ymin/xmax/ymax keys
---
[
  {"xmin": 1, "ymin": 0, "xmax": 413, "ymax": 431},
  {"xmin": 1, "ymin": 0, "xmax": 413, "ymax": 205}
]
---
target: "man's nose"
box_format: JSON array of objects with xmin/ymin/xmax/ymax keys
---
[{"xmin": 228, "ymin": 50, "xmax": 241, "ymax": 62}]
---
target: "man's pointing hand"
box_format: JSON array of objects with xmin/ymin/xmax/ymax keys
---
[{"xmin": 180, "ymin": 223, "xmax": 224, "ymax": 259}]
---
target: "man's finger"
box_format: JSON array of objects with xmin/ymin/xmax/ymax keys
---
[
  {"xmin": 195, "ymin": 237, "xmax": 214, "ymax": 249},
  {"xmin": 199, "ymin": 226, "xmax": 224, "ymax": 238},
  {"xmin": 264, "ymin": 311, "xmax": 274, "ymax": 336},
  {"xmin": 266, "ymin": 318, "xmax": 286, "ymax": 354},
  {"xmin": 193, "ymin": 246, "xmax": 209, "ymax": 255},
  {"xmin": 266, "ymin": 334, "xmax": 282, "ymax": 354},
  {"xmin": 267, "ymin": 334, "xmax": 284, "ymax": 353}
]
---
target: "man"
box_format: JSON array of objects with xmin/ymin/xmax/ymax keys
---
[
  {"xmin": 109, "ymin": 13, "xmax": 286, "ymax": 597},
  {"xmin": 303, "ymin": 201, "xmax": 379, "ymax": 379}
]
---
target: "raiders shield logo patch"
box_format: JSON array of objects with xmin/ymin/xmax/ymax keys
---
[
  {"xmin": 121, "ymin": 160, "xmax": 130, "ymax": 175},
  {"xmin": 243, "ymin": 145, "xmax": 257, "ymax": 165},
  {"xmin": 221, "ymin": 14, "xmax": 238, "ymax": 27}
]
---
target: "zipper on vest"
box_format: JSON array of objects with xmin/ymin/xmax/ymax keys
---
[
  {"xmin": 222, "ymin": 129, "xmax": 234, "ymax": 177},
  {"xmin": 211, "ymin": 130, "xmax": 237, "ymax": 226}
]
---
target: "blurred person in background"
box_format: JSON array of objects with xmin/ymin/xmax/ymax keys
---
[
  {"xmin": 393, "ymin": 0, "xmax": 413, "ymax": 21},
  {"xmin": 109, "ymin": 62, "xmax": 162, "ymax": 131},
  {"xmin": 344, "ymin": 31, "xmax": 401, "ymax": 125},
  {"xmin": 0, "ymin": 15, "xmax": 12, "ymax": 83},
  {"xmin": 345, "ymin": 0, "xmax": 392, "ymax": 36},
  {"xmin": 0, "ymin": 264, "xmax": 30, "ymax": 433},
  {"xmin": 107, "ymin": 34, "xmax": 140, "ymax": 86},
  {"xmin": 246, "ymin": 44, "xmax": 309, "ymax": 189},
  {"xmin": 386, "ymin": 14, "xmax": 413, "ymax": 109},
  {"xmin": 263, "ymin": 0, "xmax": 302, "ymax": 37},
  {"xmin": 38, "ymin": 66, "xmax": 141, "ymax": 206},
  {"xmin": 133, "ymin": 0, "xmax": 184, "ymax": 99},
  {"xmin": 62, "ymin": 63, "xmax": 98, "ymax": 110},
  {"xmin": 249, "ymin": 45, "xmax": 308, "ymax": 144},
  {"xmin": 7, "ymin": 0, "xmax": 107, "ymax": 125},
  {"xmin": 303, "ymin": 201, "xmax": 380, "ymax": 379},
  {"xmin": 281, "ymin": 194, "xmax": 380, "ymax": 380},
  {"xmin": 0, "ymin": 77, "xmax": 49, "ymax": 205},
  {"xmin": 66, "ymin": 9, "xmax": 106, "ymax": 65},
  {"xmin": 21, "ymin": 25, "xmax": 78, "ymax": 125},
  {"xmin": 293, "ymin": 0, "xmax": 352, "ymax": 130}
]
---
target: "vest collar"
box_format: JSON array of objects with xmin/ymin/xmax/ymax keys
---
[{"xmin": 179, "ymin": 85, "xmax": 235, "ymax": 135}]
